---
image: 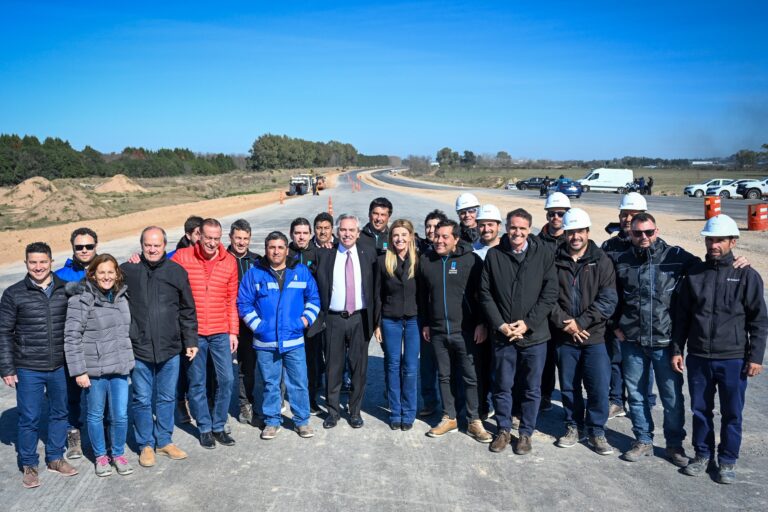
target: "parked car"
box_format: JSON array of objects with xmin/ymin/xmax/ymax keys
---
[
  {"xmin": 578, "ymin": 168, "xmax": 634, "ymax": 193},
  {"xmin": 515, "ymin": 177, "xmax": 546, "ymax": 190},
  {"xmin": 683, "ymin": 178, "xmax": 731, "ymax": 198},
  {"xmin": 548, "ymin": 178, "xmax": 582, "ymax": 199},
  {"xmin": 705, "ymin": 179, "xmax": 752, "ymax": 199},
  {"xmin": 736, "ymin": 178, "xmax": 768, "ymax": 200}
]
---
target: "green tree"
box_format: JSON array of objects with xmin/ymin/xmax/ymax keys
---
[
  {"xmin": 735, "ymin": 149, "xmax": 757, "ymax": 169},
  {"xmin": 436, "ymin": 147, "xmax": 453, "ymax": 166}
]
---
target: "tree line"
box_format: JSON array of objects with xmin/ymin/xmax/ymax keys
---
[{"xmin": 0, "ymin": 134, "xmax": 238, "ymax": 186}]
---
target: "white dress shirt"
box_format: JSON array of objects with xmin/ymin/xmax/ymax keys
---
[{"xmin": 329, "ymin": 244, "xmax": 365, "ymax": 312}]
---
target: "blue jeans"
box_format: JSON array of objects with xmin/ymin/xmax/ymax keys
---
[
  {"xmin": 16, "ymin": 367, "xmax": 68, "ymax": 466},
  {"xmin": 132, "ymin": 355, "xmax": 179, "ymax": 449},
  {"xmin": 256, "ymin": 347, "xmax": 310, "ymax": 427},
  {"xmin": 687, "ymin": 355, "xmax": 748, "ymax": 464},
  {"xmin": 188, "ymin": 334, "xmax": 235, "ymax": 433},
  {"xmin": 557, "ymin": 343, "xmax": 610, "ymax": 437},
  {"xmin": 621, "ymin": 342, "xmax": 686, "ymax": 447},
  {"xmin": 381, "ymin": 316, "xmax": 420, "ymax": 424},
  {"xmin": 85, "ymin": 375, "xmax": 129, "ymax": 457}
]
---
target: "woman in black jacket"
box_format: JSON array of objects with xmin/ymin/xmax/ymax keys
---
[{"xmin": 374, "ymin": 219, "xmax": 420, "ymax": 431}]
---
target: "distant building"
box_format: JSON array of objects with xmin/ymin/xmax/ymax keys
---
[{"xmin": 692, "ymin": 161, "xmax": 715, "ymax": 166}]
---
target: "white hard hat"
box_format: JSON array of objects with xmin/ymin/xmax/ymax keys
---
[
  {"xmin": 476, "ymin": 204, "xmax": 502, "ymax": 223},
  {"xmin": 562, "ymin": 208, "xmax": 591, "ymax": 230},
  {"xmin": 619, "ymin": 192, "xmax": 647, "ymax": 211},
  {"xmin": 544, "ymin": 191, "xmax": 571, "ymax": 210},
  {"xmin": 455, "ymin": 192, "xmax": 480, "ymax": 212},
  {"xmin": 701, "ymin": 214, "xmax": 739, "ymax": 238}
]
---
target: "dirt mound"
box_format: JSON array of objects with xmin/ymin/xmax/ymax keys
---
[
  {"xmin": 0, "ymin": 176, "xmax": 58, "ymax": 208},
  {"xmin": 94, "ymin": 174, "xmax": 148, "ymax": 194}
]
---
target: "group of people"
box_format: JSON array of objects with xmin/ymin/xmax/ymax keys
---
[{"xmin": 0, "ymin": 189, "xmax": 765, "ymax": 490}]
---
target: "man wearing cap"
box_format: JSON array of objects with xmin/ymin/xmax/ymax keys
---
[
  {"xmin": 455, "ymin": 193, "xmax": 481, "ymax": 244},
  {"xmin": 550, "ymin": 209, "xmax": 617, "ymax": 456},
  {"xmin": 538, "ymin": 192, "xmax": 570, "ymax": 412},
  {"xmin": 672, "ymin": 215, "xmax": 767, "ymax": 484},
  {"xmin": 601, "ymin": 192, "xmax": 651, "ymax": 419}
]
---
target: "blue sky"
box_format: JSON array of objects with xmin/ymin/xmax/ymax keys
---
[{"xmin": 1, "ymin": 1, "xmax": 765, "ymax": 160}]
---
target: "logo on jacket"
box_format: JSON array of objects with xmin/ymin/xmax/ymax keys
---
[{"xmin": 449, "ymin": 261, "xmax": 458, "ymax": 275}]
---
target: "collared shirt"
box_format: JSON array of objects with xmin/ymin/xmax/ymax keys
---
[
  {"xmin": 329, "ymin": 244, "xmax": 365, "ymax": 312},
  {"xmin": 29, "ymin": 276, "xmax": 54, "ymax": 298},
  {"xmin": 511, "ymin": 240, "xmax": 529, "ymax": 254}
]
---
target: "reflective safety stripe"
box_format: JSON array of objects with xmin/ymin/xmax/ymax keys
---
[
  {"xmin": 253, "ymin": 339, "xmax": 277, "ymax": 348},
  {"xmin": 305, "ymin": 302, "xmax": 320, "ymax": 314},
  {"xmin": 304, "ymin": 310, "xmax": 317, "ymax": 323},
  {"xmin": 248, "ymin": 317, "xmax": 262, "ymax": 332},
  {"xmin": 283, "ymin": 336, "xmax": 304, "ymax": 348},
  {"xmin": 287, "ymin": 281, "xmax": 307, "ymax": 289},
  {"xmin": 243, "ymin": 311, "xmax": 258, "ymax": 323},
  {"xmin": 267, "ymin": 282, "xmax": 279, "ymax": 290}
]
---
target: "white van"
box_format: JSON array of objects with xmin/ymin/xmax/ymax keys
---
[{"xmin": 578, "ymin": 168, "xmax": 634, "ymax": 193}]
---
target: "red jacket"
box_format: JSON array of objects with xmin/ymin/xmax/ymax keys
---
[{"xmin": 172, "ymin": 244, "xmax": 239, "ymax": 336}]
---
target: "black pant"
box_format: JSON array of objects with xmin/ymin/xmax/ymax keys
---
[
  {"xmin": 475, "ymin": 335, "xmax": 494, "ymax": 416},
  {"xmin": 494, "ymin": 340, "xmax": 547, "ymax": 436},
  {"xmin": 324, "ymin": 311, "xmax": 369, "ymax": 418},
  {"xmin": 540, "ymin": 338, "xmax": 557, "ymax": 401},
  {"xmin": 305, "ymin": 332, "xmax": 324, "ymax": 404},
  {"xmin": 237, "ymin": 336, "xmax": 256, "ymax": 407},
  {"xmin": 431, "ymin": 331, "xmax": 479, "ymax": 421}
]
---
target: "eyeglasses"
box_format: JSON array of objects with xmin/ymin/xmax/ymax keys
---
[
  {"xmin": 631, "ymin": 229, "xmax": 656, "ymax": 238},
  {"xmin": 546, "ymin": 211, "xmax": 566, "ymax": 218},
  {"xmin": 458, "ymin": 208, "xmax": 477, "ymax": 215},
  {"xmin": 74, "ymin": 244, "xmax": 96, "ymax": 251}
]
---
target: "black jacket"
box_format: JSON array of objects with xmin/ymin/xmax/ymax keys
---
[
  {"xmin": 360, "ymin": 222, "xmax": 389, "ymax": 256},
  {"xmin": 550, "ymin": 241, "xmax": 618, "ymax": 346},
  {"xmin": 227, "ymin": 247, "xmax": 260, "ymax": 343},
  {"xmin": 672, "ymin": 253, "xmax": 768, "ymax": 364},
  {"xmin": 460, "ymin": 224, "xmax": 480, "ymax": 244},
  {"xmin": 312, "ymin": 244, "xmax": 378, "ymax": 339},
  {"xmin": 288, "ymin": 242, "xmax": 320, "ymax": 275},
  {"xmin": 479, "ymin": 235, "xmax": 558, "ymax": 347},
  {"xmin": 120, "ymin": 255, "xmax": 198, "ymax": 364},
  {"xmin": 601, "ymin": 231, "xmax": 632, "ymax": 262},
  {"xmin": 0, "ymin": 274, "xmax": 69, "ymax": 376},
  {"xmin": 374, "ymin": 253, "xmax": 418, "ymax": 324},
  {"xmin": 537, "ymin": 223, "xmax": 566, "ymax": 252},
  {"xmin": 614, "ymin": 238, "xmax": 699, "ymax": 348},
  {"xmin": 418, "ymin": 242, "xmax": 483, "ymax": 336}
]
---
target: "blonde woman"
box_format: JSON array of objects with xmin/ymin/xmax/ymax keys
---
[{"xmin": 374, "ymin": 219, "xmax": 420, "ymax": 430}]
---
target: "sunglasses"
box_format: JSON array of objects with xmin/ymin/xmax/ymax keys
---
[
  {"xmin": 631, "ymin": 229, "xmax": 656, "ymax": 238},
  {"xmin": 74, "ymin": 244, "xmax": 96, "ymax": 251},
  {"xmin": 546, "ymin": 211, "xmax": 566, "ymax": 218},
  {"xmin": 459, "ymin": 208, "xmax": 477, "ymax": 215}
]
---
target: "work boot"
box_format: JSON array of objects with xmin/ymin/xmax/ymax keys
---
[
  {"xmin": 156, "ymin": 444, "xmax": 187, "ymax": 460},
  {"xmin": 22, "ymin": 466, "xmax": 40, "ymax": 488},
  {"xmin": 622, "ymin": 441, "xmax": 653, "ymax": 462},
  {"xmin": 112, "ymin": 455, "xmax": 134, "ymax": 476},
  {"xmin": 683, "ymin": 455, "xmax": 712, "ymax": 477},
  {"xmin": 213, "ymin": 431, "xmax": 236, "ymax": 446},
  {"xmin": 608, "ymin": 403, "xmax": 626, "ymax": 419},
  {"xmin": 66, "ymin": 428, "xmax": 82, "ymax": 459},
  {"xmin": 717, "ymin": 463, "xmax": 736, "ymax": 484},
  {"xmin": 665, "ymin": 446, "xmax": 689, "ymax": 468},
  {"xmin": 514, "ymin": 434, "xmax": 532, "ymax": 455},
  {"xmin": 490, "ymin": 430, "xmax": 511, "ymax": 453},
  {"xmin": 94, "ymin": 455, "xmax": 113, "ymax": 477},
  {"xmin": 557, "ymin": 425, "xmax": 580, "ymax": 448},
  {"xmin": 176, "ymin": 400, "xmax": 192, "ymax": 424},
  {"xmin": 588, "ymin": 435, "xmax": 614, "ymax": 456},
  {"xmin": 467, "ymin": 420, "xmax": 493, "ymax": 443},
  {"xmin": 46, "ymin": 459, "xmax": 78, "ymax": 476},
  {"xmin": 238, "ymin": 403, "xmax": 253, "ymax": 424},
  {"xmin": 139, "ymin": 446, "xmax": 156, "ymax": 467},
  {"xmin": 426, "ymin": 416, "xmax": 458, "ymax": 437}
]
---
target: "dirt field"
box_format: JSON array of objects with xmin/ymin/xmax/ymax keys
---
[{"xmin": 362, "ymin": 172, "xmax": 768, "ymax": 279}]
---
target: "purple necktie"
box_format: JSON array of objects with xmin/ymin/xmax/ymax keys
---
[{"xmin": 345, "ymin": 251, "xmax": 355, "ymax": 314}]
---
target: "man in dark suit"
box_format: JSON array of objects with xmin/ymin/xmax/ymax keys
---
[{"xmin": 314, "ymin": 214, "xmax": 377, "ymax": 429}]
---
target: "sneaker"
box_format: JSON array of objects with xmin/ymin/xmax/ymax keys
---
[
  {"xmin": 66, "ymin": 429, "xmax": 82, "ymax": 460},
  {"xmin": 426, "ymin": 416, "xmax": 458, "ymax": 437},
  {"xmin": 588, "ymin": 435, "xmax": 614, "ymax": 456},
  {"xmin": 490, "ymin": 430, "xmax": 511, "ymax": 453},
  {"xmin": 46, "ymin": 458, "xmax": 78, "ymax": 476},
  {"xmin": 401, "ymin": 423, "xmax": 413, "ymax": 431},
  {"xmin": 261, "ymin": 425, "xmax": 281, "ymax": 440},
  {"xmin": 514, "ymin": 434, "xmax": 532, "ymax": 455},
  {"xmin": 717, "ymin": 463, "xmax": 736, "ymax": 484},
  {"xmin": 139, "ymin": 446, "xmax": 156, "ymax": 467},
  {"xmin": 295, "ymin": 425, "xmax": 315, "ymax": 438},
  {"xmin": 467, "ymin": 419, "xmax": 493, "ymax": 443},
  {"xmin": 199, "ymin": 432, "xmax": 216, "ymax": 449},
  {"xmin": 156, "ymin": 444, "xmax": 187, "ymax": 460},
  {"xmin": 22, "ymin": 466, "xmax": 40, "ymax": 488},
  {"xmin": 622, "ymin": 441, "xmax": 653, "ymax": 462},
  {"xmin": 608, "ymin": 403, "xmax": 626, "ymax": 419},
  {"xmin": 665, "ymin": 446, "xmax": 689, "ymax": 468},
  {"xmin": 112, "ymin": 455, "xmax": 134, "ymax": 476},
  {"xmin": 94, "ymin": 455, "xmax": 113, "ymax": 477},
  {"xmin": 557, "ymin": 425, "xmax": 580, "ymax": 448},
  {"xmin": 238, "ymin": 403, "xmax": 253, "ymax": 424},
  {"xmin": 176, "ymin": 400, "xmax": 192, "ymax": 424},
  {"xmin": 213, "ymin": 431, "xmax": 236, "ymax": 446},
  {"xmin": 683, "ymin": 455, "xmax": 713, "ymax": 477}
]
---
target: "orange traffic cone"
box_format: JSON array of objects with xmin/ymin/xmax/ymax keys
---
[
  {"xmin": 328, "ymin": 196, "xmax": 334, "ymax": 216},
  {"xmin": 279, "ymin": 191, "xmax": 285, "ymax": 205}
]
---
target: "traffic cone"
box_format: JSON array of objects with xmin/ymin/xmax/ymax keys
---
[
  {"xmin": 328, "ymin": 196, "xmax": 334, "ymax": 216},
  {"xmin": 279, "ymin": 191, "xmax": 284, "ymax": 205}
]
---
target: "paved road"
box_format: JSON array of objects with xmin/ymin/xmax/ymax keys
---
[
  {"xmin": 372, "ymin": 170, "xmax": 767, "ymax": 223},
  {"xmin": 1, "ymin": 172, "xmax": 766, "ymax": 511}
]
